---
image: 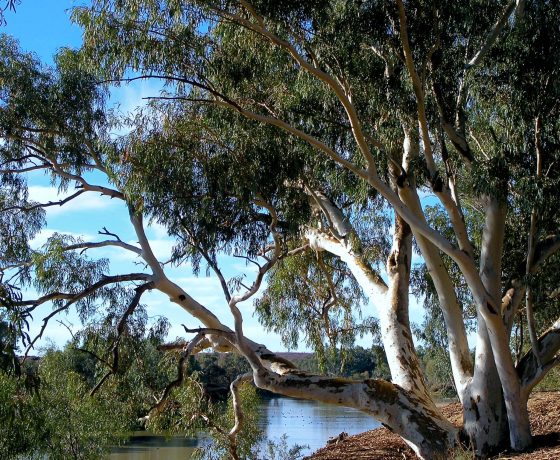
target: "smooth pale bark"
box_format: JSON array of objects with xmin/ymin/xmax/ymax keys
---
[
  {"xmin": 307, "ymin": 226, "xmax": 431, "ymax": 400},
  {"xmin": 305, "ymin": 183, "xmax": 432, "ymax": 398},
  {"xmin": 464, "ymin": 315, "xmax": 508, "ymax": 455},
  {"xmin": 398, "ymin": 129, "xmax": 473, "ymax": 399},
  {"xmin": 478, "ymin": 196, "xmax": 532, "ymax": 451}
]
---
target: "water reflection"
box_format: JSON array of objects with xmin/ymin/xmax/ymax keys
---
[
  {"xmin": 258, "ymin": 396, "xmax": 379, "ymax": 453},
  {"xmin": 108, "ymin": 433, "xmax": 199, "ymax": 460},
  {"xmin": 108, "ymin": 396, "xmax": 380, "ymax": 458}
]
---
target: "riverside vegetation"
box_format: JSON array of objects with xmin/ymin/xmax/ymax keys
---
[{"xmin": 1, "ymin": 1, "xmax": 560, "ymax": 458}]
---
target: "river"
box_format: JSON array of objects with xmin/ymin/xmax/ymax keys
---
[{"xmin": 108, "ymin": 396, "xmax": 380, "ymax": 459}]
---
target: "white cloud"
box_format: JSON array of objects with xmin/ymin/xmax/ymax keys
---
[
  {"xmin": 117, "ymin": 79, "xmax": 162, "ymax": 115},
  {"xmin": 108, "ymin": 79, "xmax": 164, "ymax": 136},
  {"xmin": 148, "ymin": 238, "xmax": 175, "ymax": 262},
  {"xmin": 147, "ymin": 220, "xmax": 170, "ymax": 240}
]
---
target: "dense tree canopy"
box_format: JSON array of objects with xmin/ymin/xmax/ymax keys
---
[{"xmin": 1, "ymin": 1, "xmax": 560, "ymax": 458}]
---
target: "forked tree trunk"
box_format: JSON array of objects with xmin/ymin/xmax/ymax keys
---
[
  {"xmin": 306, "ymin": 210, "xmax": 458, "ymax": 457},
  {"xmin": 462, "ymin": 319, "xmax": 509, "ymax": 456}
]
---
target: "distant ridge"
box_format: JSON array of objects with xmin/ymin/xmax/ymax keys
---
[{"xmin": 273, "ymin": 352, "xmax": 313, "ymax": 361}]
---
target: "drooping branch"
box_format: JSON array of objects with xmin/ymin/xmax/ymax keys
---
[
  {"xmin": 90, "ymin": 281, "xmax": 154, "ymax": 396},
  {"xmin": 227, "ymin": 372, "xmax": 253, "ymax": 460},
  {"xmin": 22, "ymin": 273, "xmax": 152, "ymax": 357}
]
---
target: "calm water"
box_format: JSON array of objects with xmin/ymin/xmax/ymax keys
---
[{"xmin": 108, "ymin": 397, "xmax": 380, "ymax": 459}]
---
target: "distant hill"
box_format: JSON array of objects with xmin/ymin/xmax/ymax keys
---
[{"xmin": 273, "ymin": 352, "xmax": 313, "ymax": 362}]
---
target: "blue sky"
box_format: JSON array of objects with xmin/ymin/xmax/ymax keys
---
[{"xmin": 2, "ymin": 1, "xmax": 431, "ymax": 354}]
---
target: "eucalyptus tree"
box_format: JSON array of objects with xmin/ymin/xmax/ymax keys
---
[
  {"xmin": 72, "ymin": 0, "xmax": 560, "ymax": 458},
  {"xmin": 2, "ymin": 1, "xmax": 560, "ymax": 459},
  {"xmin": 0, "ymin": 33, "xmax": 378, "ymax": 458}
]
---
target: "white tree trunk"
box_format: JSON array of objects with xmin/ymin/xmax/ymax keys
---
[{"xmin": 476, "ymin": 196, "xmax": 532, "ymax": 451}]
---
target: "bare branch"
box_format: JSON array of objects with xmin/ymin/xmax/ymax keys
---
[
  {"xmin": 63, "ymin": 239, "xmax": 142, "ymax": 256},
  {"xmin": 2, "ymin": 190, "xmax": 85, "ymax": 213}
]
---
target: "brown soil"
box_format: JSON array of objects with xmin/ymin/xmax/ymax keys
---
[{"xmin": 305, "ymin": 391, "xmax": 560, "ymax": 460}]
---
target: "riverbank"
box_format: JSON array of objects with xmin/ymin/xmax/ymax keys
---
[{"xmin": 305, "ymin": 391, "xmax": 560, "ymax": 460}]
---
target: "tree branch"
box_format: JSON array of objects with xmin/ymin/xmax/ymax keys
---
[
  {"xmin": 218, "ymin": 1, "xmax": 378, "ymax": 175},
  {"xmin": 227, "ymin": 372, "xmax": 253, "ymax": 459},
  {"xmin": 518, "ymin": 316, "xmax": 560, "ymax": 393},
  {"xmin": 2, "ymin": 190, "xmax": 85, "ymax": 213},
  {"xmin": 22, "ymin": 273, "xmax": 152, "ymax": 357},
  {"xmin": 63, "ymin": 239, "xmax": 142, "ymax": 256},
  {"xmin": 90, "ymin": 281, "xmax": 154, "ymax": 396},
  {"xmin": 466, "ymin": 0, "xmax": 517, "ymax": 69}
]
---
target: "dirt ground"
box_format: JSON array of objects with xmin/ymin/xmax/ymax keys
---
[{"xmin": 305, "ymin": 391, "xmax": 560, "ymax": 460}]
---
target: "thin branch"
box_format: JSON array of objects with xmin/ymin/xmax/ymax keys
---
[
  {"xmin": 144, "ymin": 333, "xmax": 208, "ymax": 416},
  {"xmin": 0, "ymin": 164, "xmax": 51, "ymax": 174},
  {"xmin": 525, "ymin": 115, "xmax": 544, "ymax": 367},
  {"xmin": 2, "ymin": 190, "xmax": 85, "ymax": 213},
  {"xmin": 22, "ymin": 273, "xmax": 152, "ymax": 357},
  {"xmin": 395, "ymin": 0, "xmax": 436, "ymax": 176},
  {"xmin": 178, "ymin": 225, "xmax": 233, "ymax": 303},
  {"xmin": 90, "ymin": 281, "xmax": 154, "ymax": 396},
  {"xmin": 63, "ymin": 239, "xmax": 142, "ymax": 256},
  {"xmin": 75, "ymin": 347, "xmax": 113, "ymax": 369}
]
